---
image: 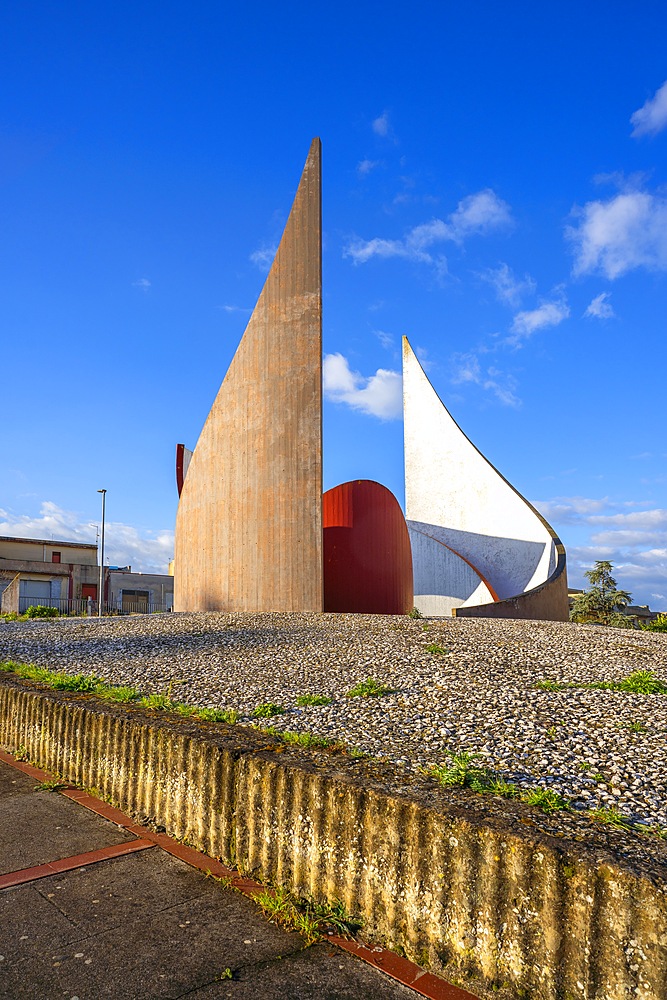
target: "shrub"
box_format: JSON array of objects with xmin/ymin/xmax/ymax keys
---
[
  {"xmin": 24, "ymin": 605, "xmax": 59, "ymax": 619},
  {"xmin": 642, "ymin": 613, "xmax": 667, "ymax": 633}
]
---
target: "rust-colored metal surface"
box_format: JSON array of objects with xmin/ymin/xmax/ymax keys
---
[
  {"xmin": 175, "ymin": 443, "xmax": 192, "ymax": 498},
  {"xmin": 323, "ymin": 480, "xmax": 413, "ymax": 614},
  {"xmin": 174, "ymin": 140, "xmax": 323, "ymax": 612}
]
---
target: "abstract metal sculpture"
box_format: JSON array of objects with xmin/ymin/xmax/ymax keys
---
[
  {"xmin": 323, "ymin": 480, "xmax": 413, "ymax": 615},
  {"xmin": 174, "ymin": 139, "xmax": 323, "ymax": 612},
  {"xmin": 403, "ymin": 337, "xmax": 568, "ymax": 620}
]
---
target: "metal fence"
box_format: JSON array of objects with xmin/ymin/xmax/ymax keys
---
[{"xmin": 17, "ymin": 597, "xmax": 171, "ymax": 617}]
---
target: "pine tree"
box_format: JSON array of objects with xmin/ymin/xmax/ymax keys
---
[{"xmin": 570, "ymin": 560, "xmax": 633, "ymax": 627}]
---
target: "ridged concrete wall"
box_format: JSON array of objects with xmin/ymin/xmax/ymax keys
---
[
  {"xmin": 174, "ymin": 139, "xmax": 323, "ymax": 613},
  {"xmin": 1, "ymin": 676, "xmax": 665, "ymax": 1000}
]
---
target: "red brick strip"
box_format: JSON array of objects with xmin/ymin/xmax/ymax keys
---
[
  {"xmin": 0, "ymin": 839, "xmax": 155, "ymax": 889},
  {"xmin": 0, "ymin": 747, "xmax": 60, "ymax": 784},
  {"xmin": 330, "ymin": 938, "xmax": 475, "ymax": 1000},
  {"xmin": 0, "ymin": 746, "xmax": 478, "ymax": 1000}
]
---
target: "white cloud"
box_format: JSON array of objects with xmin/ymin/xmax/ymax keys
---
[
  {"xmin": 132, "ymin": 278, "xmax": 151, "ymax": 290},
  {"xmin": 590, "ymin": 530, "xmax": 664, "ymax": 548},
  {"xmin": 357, "ymin": 159, "xmax": 379, "ymax": 176},
  {"xmin": 533, "ymin": 499, "xmax": 667, "ymax": 604},
  {"xmin": 344, "ymin": 189, "xmax": 512, "ymax": 270},
  {"xmin": 446, "ymin": 190, "xmax": 513, "ymax": 243},
  {"xmin": 509, "ymin": 293, "xmax": 569, "ymax": 344},
  {"xmin": 450, "ymin": 352, "xmax": 481, "ymax": 385},
  {"xmin": 375, "ymin": 329, "xmax": 394, "ymax": 351},
  {"xmin": 0, "ymin": 502, "xmax": 173, "ymax": 574},
  {"xmin": 566, "ymin": 189, "xmax": 667, "ymax": 279},
  {"xmin": 323, "ymin": 353, "xmax": 402, "ymax": 420},
  {"xmin": 249, "ymin": 245, "xmax": 277, "ymax": 272},
  {"xmin": 584, "ymin": 292, "xmax": 615, "ymax": 319},
  {"xmin": 586, "ymin": 508, "xmax": 667, "ymax": 530},
  {"xmin": 221, "ymin": 304, "xmax": 251, "ymax": 314},
  {"xmin": 480, "ymin": 263, "xmax": 535, "ymax": 307},
  {"xmin": 533, "ymin": 497, "xmax": 610, "ymax": 524},
  {"xmin": 450, "ymin": 352, "xmax": 520, "ymax": 407},
  {"xmin": 344, "ymin": 237, "xmax": 413, "ymax": 264},
  {"xmin": 631, "ymin": 80, "xmax": 667, "ymax": 137},
  {"xmin": 372, "ymin": 112, "xmax": 390, "ymax": 137}
]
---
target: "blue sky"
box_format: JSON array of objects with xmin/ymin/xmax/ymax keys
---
[{"xmin": 2, "ymin": 2, "xmax": 666, "ymax": 607}]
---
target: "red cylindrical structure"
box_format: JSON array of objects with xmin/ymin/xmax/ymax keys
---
[{"xmin": 323, "ymin": 480, "xmax": 413, "ymax": 615}]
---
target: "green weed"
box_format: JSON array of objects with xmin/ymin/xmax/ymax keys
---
[
  {"xmin": 139, "ymin": 693, "xmax": 176, "ymax": 711},
  {"xmin": 253, "ymin": 702, "xmax": 285, "ymax": 718},
  {"xmin": 588, "ymin": 805, "xmax": 634, "ymax": 829},
  {"xmin": 280, "ymin": 730, "xmax": 333, "ymax": 749},
  {"xmin": 295, "ymin": 693, "xmax": 332, "ymax": 707},
  {"xmin": 197, "ymin": 707, "xmax": 239, "ymax": 724},
  {"xmin": 34, "ymin": 779, "xmax": 69, "ymax": 792},
  {"xmin": 520, "ymin": 788, "xmax": 569, "ymax": 814},
  {"xmin": 175, "ymin": 703, "xmax": 199, "ymax": 717},
  {"xmin": 536, "ymin": 670, "xmax": 667, "ymax": 695},
  {"xmin": 428, "ymin": 752, "xmax": 493, "ymax": 792},
  {"xmin": 346, "ymin": 677, "xmax": 394, "ymax": 698},
  {"xmin": 535, "ymin": 679, "xmax": 566, "ymax": 692},
  {"xmin": 252, "ymin": 886, "xmax": 361, "ymax": 945},
  {"xmin": 425, "ymin": 643, "xmax": 448, "ymax": 655}
]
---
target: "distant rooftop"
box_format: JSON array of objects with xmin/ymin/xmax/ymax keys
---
[{"xmin": 0, "ymin": 535, "xmax": 97, "ymax": 550}]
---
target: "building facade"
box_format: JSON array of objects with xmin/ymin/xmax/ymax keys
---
[{"xmin": 0, "ymin": 535, "xmax": 100, "ymax": 614}]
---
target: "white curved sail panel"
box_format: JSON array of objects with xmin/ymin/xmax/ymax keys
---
[{"xmin": 403, "ymin": 337, "xmax": 559, "ymax": 604}]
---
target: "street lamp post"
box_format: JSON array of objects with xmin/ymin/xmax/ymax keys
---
[{"xmin": 97, "ymin": 490, "xmax": 106, "ymax": 618}]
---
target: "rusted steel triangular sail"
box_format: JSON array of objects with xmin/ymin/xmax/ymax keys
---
[{"xmin": 174, "ymin": 140, "xmax": 323, "ymax": 612}]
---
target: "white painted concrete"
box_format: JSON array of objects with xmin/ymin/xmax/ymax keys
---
[
  {"xmin": 409, "ymin": 525, "xmax": 495, "ymax": 616},
  {"xmin": 403, "ymin": 338, "xmax": 558, "ymax": 604}
]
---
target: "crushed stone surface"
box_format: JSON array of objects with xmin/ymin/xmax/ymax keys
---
[{"xmin": 1, "ymin": 612, "xmax": 667, "ymax": 828}]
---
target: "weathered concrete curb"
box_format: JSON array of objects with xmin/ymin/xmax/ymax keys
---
[{"xmin": 1, "ymin": 675, "xmax": 665, "ymax": 1000}]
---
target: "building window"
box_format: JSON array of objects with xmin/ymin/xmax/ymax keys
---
[{"xmin": 52, "ymin": 552, "xmax": 61, "ymax": 563}]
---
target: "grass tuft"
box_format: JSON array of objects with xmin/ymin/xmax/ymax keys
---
[
  {"xmin": 98, "ymin": 685, "xmax": 140, "ymax": 703},
  {"xmin": 252, "ymin": 886, "xmax": 361, "ymax": 945},
  {"xmin": 588, "ymin": 805, "xmax": 633, "ymax": 829}
]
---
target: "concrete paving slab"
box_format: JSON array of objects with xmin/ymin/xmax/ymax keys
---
[
  {"xmin": 0, "ymin": 762, "xmax": 132, "ymax": 874},
  {"xmin": 186, "ymin": 942, "xmax": 421, "ymax": 999},
  {"xmin": 0, "ymin": 862, "xmax": 304, "ymax": 999},
  {"xmin": 11, "ymin": 850, "xmax": 230, "ymax": 936}
]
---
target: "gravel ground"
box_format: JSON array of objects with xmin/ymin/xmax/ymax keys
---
[{"xmin": 1, "ymin": 612, "xmax": 667, "ymax": 829}]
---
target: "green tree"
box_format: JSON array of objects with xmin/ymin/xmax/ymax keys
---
[{"xmin": 570, "ymin": 560, "xmax": 633, "ymax": 627}]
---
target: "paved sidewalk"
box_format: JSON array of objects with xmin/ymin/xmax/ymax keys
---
[{"xmin": 0, "ymin": 757, "xmax": 473, "ymax": 1000}]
